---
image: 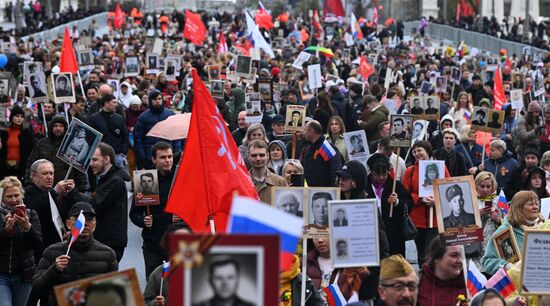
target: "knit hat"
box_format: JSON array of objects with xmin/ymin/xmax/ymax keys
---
[
  {"xmin": 9, "ymin": 105, "xmax": 25, "ymax": 121},
  {"xmin": 523, "ymin": 146, "xmax": 540, "ymax": 160},
  {"xmin": 379, "ymin": 255, "xmax": 415, "ymax": 281},
  {"xmin": 128, "ymin": 95, "xmax": 142, "ymax": 106},
  {"xmin": 445, "ymin": 184, "xmax": 463, "ymax": 201},
  {"xmin": 528, "ymin": 101, "xmax": 542, "ymax": 112},
  {"xmin": 479, "ymin": 98, "xmax": 491, "ymax": 108}
]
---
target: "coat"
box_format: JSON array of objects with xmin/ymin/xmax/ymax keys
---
[
  {"xmin": 481, "ymin": 218, "xmax": 524, "ymax": 275},
  {"xmin": 0, "ymin": 205, "xmax": 42, "ymax": 282},
  {"xmin": 32, "ymin": 238, "xmax": 118, "ymax": 306},
  {"xmin": 481, "ymin": 155, "xmax": 519, "ymax": 188},
  {"xmin": 134, "ymin": 104, "xmax": 180, "ymax": 163},
  {"xmin": 143, "ymin": 264, "xmax": 169, "ymax": 306},
  {"xmin": 454, "ymin": 141, "xmax": 483, "ymax": 168},
  {"xmin": 433, "ymin": 148, "xmax": 468, "ymax": 176},
  {"xmin": 514, "ymin": 115, "xmax": 541, "ymax": 156},
  {"xmin": 249, "ymin": 168, "xmax": 287, "ymax": 204},
  {"xmin": 359, "ymin": 105, "xmax": 389, "ymax": 141},
  {"xmin": 417, "ymin": 264, "xmax": 467, "ymax": 306},
  {"xmin": 0, "ymin": 126, "xmax": 35, "ymax": 180},
  {"xmin": 87, "ymin": 110, "xmax": 129, "ymax": 155},
  {"xmin": 300, "ymin": 136, "xmax": 342, "ymax": 187}
]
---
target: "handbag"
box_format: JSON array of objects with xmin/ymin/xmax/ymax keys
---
[{"xmin": 403, "ymin": 203, "xmax": 418, "ymax": 241}]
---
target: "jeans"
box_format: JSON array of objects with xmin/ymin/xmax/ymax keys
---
[{"xmin": 0, "ymin": 273, "xmax": 32, "ymax": 306}]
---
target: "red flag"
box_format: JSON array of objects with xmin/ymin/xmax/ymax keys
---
[
  {"xmin": 300, "ymin": 28, "xmax": 309, "ymax": 43},
  {"xmin": 359, "ymin": 55, "xmax": 374, "ymax": 79},
  {"xmin": 183, "ymin": 10, "xmax": 207, "ymax": 46},
  {"xmin": 312, "ymin": 10, "xmax": 323, "ymax": 37},
  {"xmin": 165, "ymin": 69, "xmax": 258, "ymax": 233},
  {"xmin": 59, "ymin": 27, "xmax": 79, "ymax": 74},
  {"xmin": 114, "ymin": 3, "xmax": 124, "ymax": 29},
  {"xmin": 256, "ymin": 9, "xmax": 274, "ymax": 30},
  {"xmin": 218, "ymin": 28, "xmax": 228, "ymax": 54},
  {"xmin": 324, "ymin": 0, "xmax": 345, "ymax": 17},
  {"xmin": 276, "ymin": 12, "xmax": 289, "ymax": 23},
  {"xmin": 504, "ymin": 56, "xmax": 512, "ymax": 69},
  {"xmin": 493, "ymin": 66, "xmax": 506, "ymax": 110}
]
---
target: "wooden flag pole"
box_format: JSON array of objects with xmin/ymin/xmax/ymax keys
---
[
  {"xmin": 40, "ymin": 103, "xmax": 49, "ymax": 136},
  {"xmin": 389, "ymin": 147, "xmax": 400, "ymax": 218}
]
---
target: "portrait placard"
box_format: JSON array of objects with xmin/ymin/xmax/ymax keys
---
[
  {"xmin": 164, "ymin": 56, "xmax": 179, "ymax": 81},
  {"xmin": 23, "ymin": 61, "xmax": 43, "ymax": 76},
  {"xmin": 303, "ymin": 187, "xmax": 340, "ymax": 237},
  {"xmin": 245, "ymin": 92, "xmax": 262, "ymax": 124},
  {"xmin": 146, "ymin": 53, "xmax": 160, "ymax": 75},
  {"xmin": 27, "ymin": 71, "xmax": 48, "ymax": 102},
  {"xmin": 541, "ymin": 198, "xmax": 550, "ymax": 221},
  {"xmin": 409, "ymin": 96, "xmax": 425, "ymax": 116},
  {"xmin": 389, "ymin": 114, "xmax": 413, "ymax": 147},
  {"xmin": 344, "ymin": 130, "xmax": 370, "ymax": 168},
  {"xmin": 520, "ymin": 229, "xmax": 550, "ymax": 296},
  {"xmin": 271, "ymin": 187, "xmax": 305, "ymax": 218},
  {"xmin": 78, "ymin": 49, "xmax": 94, "ymax": 68},
  {"xmin": 57, "ymin": 118, "xmax": 103, "ymax": 174},
  {"xmin": 168, "ymin": 234, "xmax": 279, "ymax": 306},
  {"xmin": 292, "ymin": 51, "xmax": 311, "ymax": 70},
  {"xmin": 153, "ymin": 38, "xmax": 164, "ymax": 54},
  {"xmin": 125, "ymin": 56, "xmax": 140, "ymax": 77},
  {"xmin": 451, "ymin": 67, "xmax": 461, "ymax": 85},
  {"xmin": 435, "ymin": 76, "xmax": 447, "ymax": 93},
  {"xmin": 469, "ymin": 106, "xmax": 490, "ymax": 132},
  {"xmin": 492, "ymin": 227, "xmax": 521, "ymax": 264},
  {"xmin": 307, "ymin": 64, "xmax": 322, "ymax": 89},
  {"xmin": 329, "ymin": 199, "xmax": 380, "ymax": 268},
  {"xmin": 421, "ymin": 95, "xmax": 440, "ymax": 120},
  {"xmin": 486, "ymin": 109, "xmax": 505, "ymax": 133},
  {"xmin": 284, "ymin": 105, "xmax": 306, "ymax": 133},
  {"xmin": 51, "ymin": 73, "xmax": 75, "ymax": 103},
  {"xmin": 512, "ymin": 73, "xmax": 525, "ymax": 89},
  {"xmin": 208, "ymin": 65, "xmax": 220, "ymax": 81},
  {"xmin": 418, "ymin": 160, "xmax": 446, "ymax": 197},
  {"xmin": 420, "ymin": 81, "xmax": 432, "ymax": 94},
  {"xmin": 105, "ymin": 57, "xmax": 124, "ymax": 78},
  {"xmin": 257, "ymin": 79, "xmax": 272, "ymax": 102},
  {"xmin": 210, "ymin": 80, "xmax": 224, "ymax": 99},
  {"xmin": 54, "ymin": 269, "xmax": 144, "ymax": 306},
  {"xmin": 433, "ymin": 176, "xmax": 483, "ymax": 246},
  {"xmin": 510, "ymin": 89, "xmax": 524, "ymax": 110},
  {"xmin": 411, "ymin": 120, "xmax": 427, "ymax": 144},
  {"xmin": 236, "ymin": 55, "xmax": 252, "ymax": 76},
  {"xmin": 133, "ymin": 169, "xmax": 160, "ymax": 206}
]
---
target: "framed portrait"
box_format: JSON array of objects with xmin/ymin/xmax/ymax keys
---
[
  {"xmin": 164, "ymin": 58, "xmax": 178, "ymax": 81},
  {"xmin": 133, "ymin": 169, "xmax": 160, "ymax": 206},
  {"xmin": 422, "ymin": 95, "xmax": 440, "ymax": 120},
  {"xmin": 57, "ymin": 118, "xmax": 103, "ymax": 174},
  {"xmin": 486, "ymin": 57, "xmax": 499, "ymax": 71},
  {"xmin": 210, "ymin": 80, "xmax": 224, "ymax": 99},
  {"xmin": 78, "ymin": 49, "xmax": 93, "ymax": 67},
  {"xmin": 168, "ymin": 234, "xmax": 279, "ymax": 306},
  {"xmin": 411, "ymin": 120, "xmax": 427, "ymax": 144},
  {"xmin": 469, "ymin": 106, "xmax": 490, "ymax": 131},
  {"xmin": 54, "ymin": 269, "xmax": 144, "ymax": 306},
  {"xmin": 271, "ymin": 187, "xmax": 305, "ymax": 218},
  {"xmin": 245, "ymin": 92, "xmax": 262, "ymax": 124},
  {"xmin": 303, "ymin": 187, "xmax": 340, "ymax": 237},
  {"xmin": 420, "ymin": 81, "xmax": 432, "ymax": 94},
  {"xmin": 125, "ymin": 56, "xmax": 140, "ymax": 77},
  {"xmin": 433, "ymin": 176, "xmax": 483, "ymax": 246},
  {"xmin": 27, "ymin": 71, "xmax": 48, "ymax": 102},
  {"xmin": 51, "ymin": 73, "xmax": 75, "ymax": 103},
  {"xmin": 107, "ymin": 79, "xmax": 120, "ymax": 99},
  {"xmin": 257, "ymin": 79, "xmax": 272, "ymax": 103},
  {"xmin": 344, "ymin": 130, "xmax": 370, "ymax": 168},
  {"xmin": 284, "ymin": 105, "xmax": 306, "ymax": 133},
  {"xmin": 389, "ymin": 114, "xmax": 413, "ymax": 147},
  {"xmin": 451, "ymin": 67, "xmax": 461, "ymax": 85},
  {"xmin": 146, "ymin": 53, "xmax": 160, "ymax": 74},
  {"xmin": 153, "ymin": 38, "xmax": 164, "ymax": 54},
  {"xmin": 486, "ymin": 109, "xmax": 505, "ymax": 132},
  {"xmin": 235, "ymin": 55, "xmax": 252, "ymax": 76},
  {"xmin": 23, "ymin": 61, "xmax": 43, "ymax": 77},
  {"xmin": 492, "ymin": 227, "xmax": 521, "ymax": 264},
  {"xmin": 208, "ymin": 65, "xmax": 220, "ymax": 81},
  {"xmin": 418, "ymin": 160, "xmax": 446, "ymax": 197},
  {"xmin": 0, "ymin": 77, "xmax": 10, "ymax": 104},
  {"xmin": 342, "ymin": 48, "xmax": 350, "ymax": 60},
  {"xmin": 435, "ymin": 76, "xmax": 447, "ymax": 93},
  {"xmin": 409, "ymin": 96, "xmax": 425, "ymax": 116},
  {"xmin": 329, "ymin": 199, "xmax": 380, "ymax": 268},
  {"xmin": 105, "ymin": 57, "xmax": 124, "ymax": 78},
  {"xmin": 483, "ymin": 70, "xmax": 494, "ymax": 84},
  {"xmin": 520, "ymin": 229, "xmax": 550, "ymax": 296},
  {"xmin": 512, "ymin": 73, "xmax": 525, "ymax": 89}
]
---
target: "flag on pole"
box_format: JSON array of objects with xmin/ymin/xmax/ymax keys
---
[
  {"xmin": 59, "ymin": 27, "xmax": 79, "ymax": 74},
  {"xmin": 351, "ymin": 13, "xmax": 364, "ymax": 39},
  {"xmin": 463, "ymin": 110, "xmax": 472, "ymax": 121},
  {"xmin": 218, "ymin": 28, "xmax": 228, "ymax": 54},
  {"xmin": 322, "ymin": 284, "xmax": 348, "ymax": 306},
  {"xmin": 227, "ymin": 196, "xmax": 303, "ymax": 271},
  {"xmin": 359, "ymin": 55, "xmax": 374, "ymax": 79},
  {"xmin": 312, "ymin": 10, "xmax": 323, "ymax": 38},
  {"xmin": 255, "ymin": 2, "xmax": 274, "ymax": 30},
  {"xmin": 165, "ymin": 69, "xmax": 258, "ymax": 233},
  {"xmin": 485, "ymin": 267, "xmax": 516, "ymax": 298},
  {"xmin": 493, "ymin": 66, "xmax": 506, "ymax": 110},
  {"xmin": 183, "ymin": 10, "xmax": 207, "ymax": 46},
  {"xmin": 67, "ymin": 210, "xmax": 85, "ymax": 253},
  {"xmin": 114, "ymin": 3, "xmax": 124, "ymax": 29},
  {"xmin": 318, "ymin": 139, "xmax": 337, "ymax": 161},
  {"xmin": 245, "ymin": 11, "xmax": 275, "ymax": 58},
  {"xmin": 467, "ymin": 260, "xmax": 487, "ymax": 296},
  {"xmin": 497, "ymin": 190, "xmax": 509, "ymax": 215},
  {"xmin": 162, "ymin": 261, "xmax": 170, "ymax": 278}
]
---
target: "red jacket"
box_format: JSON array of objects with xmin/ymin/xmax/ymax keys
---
[
  {"xmin": 402, "ymin": 161, "xmax": 450, "ymax": 228},
  {"xmin": 418, "ymin": 264, "xmax": 466, "ymax": 306}
]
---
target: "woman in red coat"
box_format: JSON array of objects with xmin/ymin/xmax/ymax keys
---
[{"xmin": 402, "ymin": 141, "xmax": 450, "ymax": 266}]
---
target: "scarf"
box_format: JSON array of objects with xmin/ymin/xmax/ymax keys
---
[
  {"xmin": 279, "ymin": 255, "xmax": 300, "ymax": 306},
  {"xmin": 478, "ymin": 194, "xmax": 496, "ymax": 202}
]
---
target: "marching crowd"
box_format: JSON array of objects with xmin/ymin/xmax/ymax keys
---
[{"xmin": 0, "ymin": 6, "xmax": 549, "ymax": 306}]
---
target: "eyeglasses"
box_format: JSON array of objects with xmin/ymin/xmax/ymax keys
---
[{"xmin": 381, "ymin": 282, "xmax": 418, "ymax": 292}]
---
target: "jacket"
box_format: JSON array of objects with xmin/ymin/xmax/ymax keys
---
[
  {"xmin": 0, "ymin": 126, "xmax": 35, "ymax": 180},
  {"xmin": 481, "ymin": 218, "xmax": 524, "ymax": 275},
  {"xmin": 0, "ymin": 205, "xmax": 42, "ymax": 282},
  {"xmin": 433, "ymin": 148, "xmax": 468, "ymax": 177},
  {"xmin": 134, "ymin": 103, "xmax": 180, "ymax": 162},
  {"xmin": 300, "ymin": 136, "xmax": 342, "ymax": 187},
  {"xmin": 226, "ymin": 88, "xmax": 245, "ymax": 132},
  {"xmin": 88, "ymin": 110, "xmax": 129, "ymax": 154},
  {"xmin": 24, "ymin": 116, "xmax": 87, "ymax": 190},
  {"xmin": 325, "ymin": 133, "xmax": 348, "ymax": 162},
  {"xmin": 481, "ymin": 155, "xmax": 519, "ymax": 188},
  {"xmin": 130, "ymin": 170, "xmax": 174, "ymax": 252},
  {"xmin": 359, "ymin": 105, "xmax": 389, "ymax": 141},
  {"xmin": 402, "ymin": 161, "xmax": 451, "ymax": 229},
  {"xmin": 417, "ymin": 264, "xmax": 467, "ymax": 306},
  {"xmin": 32, "ymin": 238, "xmax": 118, "ymax": 306},
  {"xmin": 514, "ymin": 115, "xmax": 541, "ymax": 156},
  {"xmin": 330, "ymin": 91, "xmax": 356, "ymax": 131},
  {"xmin": 454, "ymin": 141, "xmax": 483, "ymax": 168},
  {"xmin": 81, "ymin": 166, "xmax": 130, "ymax": 249},
  {"xmin": 249, "ymin": 168, "xmax": 287, "ymax": 204}
]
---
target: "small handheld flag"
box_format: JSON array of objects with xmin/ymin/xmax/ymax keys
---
[
  {"xmin": 66, "ymin": 210, "xmax": 85, "ymax": 255},
  {"xmin": 497, "ymin": 190, "xmax": 509, "ymax": 215},
  {"xmin": 162, "ymin": 261, "xmax": 170, "ymax": 278},
  {"xmin": 466, "ymin": 260, "xmax": 487, "ymax": 296},
  {"xmin": 322, "ymin": 284, "xmax": 347, "ymax": 306},
  {"xmin": 463, "ymin": 110, "xmax": 472, "ymax": 121},
  {"xmin": 485, "ymin": 266, "xmax": 516, "ymax": 298},
  {"xmin": 318, "ymin": 139, "xmax": 337, "ymax": 161}
]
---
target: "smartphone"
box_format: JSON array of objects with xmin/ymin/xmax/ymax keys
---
[
  {"xmin": 15, "ymin": 204, "xmax": 26, "ymax": 217},
  {"xmin": 290, "ymin": 174, "xmax": 304, "ymax": 187},
  {"xmin": 484, "ymin": 201, "xmax": 493, "ymax": 208}
]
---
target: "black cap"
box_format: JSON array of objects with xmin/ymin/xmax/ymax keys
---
[
  {"xmin": 272, "ymin": 115, "xmax": 285, "ymax": 124},
  {"xmin": 367, "ymin": 153, "xmax": 390, "ymax": 172},
  {"xmin": 337, "ymin": 160, "xmax": 366, "ymax": 179},
  {"xmin": 68, "ymin": 202, "xmax": 96, "ymax": 218}
]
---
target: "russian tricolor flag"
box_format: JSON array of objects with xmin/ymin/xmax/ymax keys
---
[
  {"xmin": 497, "ymin": 190, "xmax": 509, "ymax": 216},
  {"xmin": 463, "ymin": 110, "xmax": 472, "ymax": 121},
  {"xmin": 69, "ymin": 210, "xmax": 85, "ymax": 247},
  {"xmin": 485, "ymin": 267, "xmax": 516, "ymax": 298},
  {"xmin": 162, "ymin": 261, "xmax": 170, "ymax": 278},
  {"xmin": 467, "ymin": 260, "xmax": 487, "ymax": 296},
  {"xmin": 227, "ymin": 196, "xmax": 303, "ymax": 271},
  {"xmin": 319, "ymin": 139, "xmax": 337, "ymax": 161},
  {"xmin": 322, "ymin": 284, "xmax": 348, "ymax": 306}
]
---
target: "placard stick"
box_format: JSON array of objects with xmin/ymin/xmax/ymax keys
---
[
  {"xmin": 450, "ymin": 82, "xmax": 455, "ymax": 102},
  {"xmin": 291, "ymin": 131, "xmax": 297, "ymax": 159},
  {"xmin": 481, "ymin": 131, "xmax": 488, "ymax": 162},
  {"xmin": 76, "ymin": 71, "xmax": 86, "ymax": 100},
  {"xmin": 390, "ymin": 147, "xmax": 400, "ymax": 218},
  {"xmin": 209, "ymin": 218, "xmax": 216, "ymax": 234},
  {"xmin": 64, "ymin": 165, "xmax": 73, "ymax": 181},
  {"xmin": 461, "ymin": 245, "xmax": 470, "ymax": 299},
  {"xmin": 63, "ymin": 103, "xmax": 70, "ymax": 124},
  {"xmin": 429, "ymin": 206, "xmax": 434, "ymax": 228},
  {"xmin": 146, "ymin": 205, "xmax": 151, "ymax": 216},
  {"xmin": 40, "ymin": 103, "xmax": 49, "ymax": 136},
  {"xmin": 300, "ymin": 238, "xmax": 307, "ymax": 306}
]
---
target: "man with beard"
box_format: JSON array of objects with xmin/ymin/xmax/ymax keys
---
[
  {"xmin": 377, "ymin": 255, "xmax": 418, "ymax": 306},
  {"xmin": 25, "ymin": 116, "xmax": 87, "ymax": 190}
]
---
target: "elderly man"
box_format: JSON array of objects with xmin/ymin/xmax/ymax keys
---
[
  {"xmin": 231, "ymin": 111, "xmax": 249, "ymax": 146},
  {"xmin": 276, "ymin": 191, "xmax": 302, "ymax": 216},
  {"xmin": 377, "ymin": 255, "xmax": 418, "ymax": 306}
]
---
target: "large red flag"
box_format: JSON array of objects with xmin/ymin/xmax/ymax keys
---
[
  {"xmin": 59, "ymin": 27, "xmax": 79, "ymax": 74},
  {"xmin": 114, "ymin": 3, "xmax": 124, "ymax": 29},
  {"xmin": 324, "ymin": 0, "xmax": 345, "ymax": 16},
  {"xmin": 493, "ymin": 66, "xmax": 506, "ymax": 110},
  {"xmin": 256, "ymin": 9, "xmax": 274, "ymax": 30},
  {"xmin": 183, "ymin": 10, "xmax": 207, "ymax": 46},
  {"xmin": 218, "ymin": 28, "xmax": 228, "ymax": 54},
  {"xmin": 276, "ymin": 12, "xmax": 289, "ymax": 23},
  {"xmin": 359, "ymin": 55, "xmax": 374, "ymax": 79},
  {"xmin": 165, "ymin": 69, "xmax": 258, "ymax": 233}
]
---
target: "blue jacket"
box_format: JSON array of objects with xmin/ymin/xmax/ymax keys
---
[
  {"xmin": 455, "ymin": 142, "xmax": 484, "ymax": 167},
  {"xmin": 134, "ymin": 104, "xmax": 181, "ymax": 162},
  {"xmin": 482, "ymin": 154, "xmax": 519, "ymax": 188},
  {"xmin": 481, "ymin": 218, "xmax": 523, "ymax": 275}
]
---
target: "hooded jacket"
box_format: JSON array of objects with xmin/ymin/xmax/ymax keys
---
[
  {"xmin": 118, "ymin": 81, "xmax": 133, "ymax": 108},
  {"xmin": 417, "ymin": 264, "xmax": 467, "ymax": 306},
  {"xmin": 267, "ymin": 140, "xmax": 287, "ymax": 175},
  {"xmin": 134, "ymin": 90, "xmax": 180, "ymax": 163},
  {"xmin": 88, "ymin": 107, "xmax": 129, "ymax": 155},
  {"xmin": 330, "ymin": 90, "xmax": 356, "ymax": 131},
  {"xmin": 359, "ymin": 104, "xmax": 389, "ymax": 141},
  {"xmin": 429, "ymin": 114, "xmax": 456, "ymax": 150}
]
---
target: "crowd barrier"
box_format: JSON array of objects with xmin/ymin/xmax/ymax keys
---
[
  {"xmin": 21, "ymin": 12, "xmax": 109, "ymax": 42},
  {"xmin": 403, "ymin": 21, "xmax": 548, "ymax": 58}
]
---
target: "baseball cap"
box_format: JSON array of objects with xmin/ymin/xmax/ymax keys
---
[{"xmin": 68, "ymin": 202, "xmax": 96, "ymax": 218}]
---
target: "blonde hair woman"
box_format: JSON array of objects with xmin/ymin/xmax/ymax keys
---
[{"xmin": 448, "ymin": 91, "xmax": 472, "ymax": 131}]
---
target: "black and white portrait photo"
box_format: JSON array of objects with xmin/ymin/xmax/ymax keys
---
[
  {"xmin": 23, "ymin": 61, "xmax": 43, "ymax": 77},
  {"xmin": 451, "ymin": 67, "xmax": 461, "ymax": 84},
  {"xmin": 164, "ymin": 57, "xmax": 179, "ymax": 81},
  {"xmin": 335, "ymin": 239, "xmax": 349, "ymax": 259},
  {"xmin": 272, "ymin": 187, "xmax": 304, "ymax": 217},
  {"xmin": 411, "ymin": 120, "xmax": 427, "ymax": 143},
  {"xmin": 148, "ymin": 54, "xmax": 158, "ymax": 69},
  {"xmin": 258, "ymin": 80, "xmax": 272, "ymax": 102},
  {"xmin": 439, "ymin": 183, "xmax": 476, "ymax": 230},
  {"xmin": 389, "ymin": 115, "xmax": 413, "ymax": 147},
  {"xmin": 52, "ymin": 73, "xmax": 75, "ymax": 103},
  {"xmin": 125, "ymin": 56, "xmax": 139, "ymax": 76},
  {"xmin": 487, "ymin": 110, "xmax": 504, "ymax": 130},
  {"xmin": 235, "ymin": 55, "xmax": 252, "ymax": 76},
  {"xmin": 0, "ymin": 78, "xmax": 10, "ymax": 103},
  {"xmin": 410, "ymin": 96, "xmax": 424, "ymax": 115},
  {"xmin": 57, "ymin": 119, "xmax": 103, "ymax": 173},
  {"xmin": 211, "ymin": 80, "xmax": 224, "ymax": 99},
  {"xmin": 424, "ymin": 96, "xmax": 440, "ymax": 116},
  {"xmin": 306, "ymin": 188, "xmax": 338, "ymax": 228},
  {"xmin": 333, "ymin": 208, "xmax": 348, "ymax": 227},
  {"xmin": 493, "ymin": 227, "xmax": 521, "ymax": 263},
  {"xmin": 470, "ymin": 107, "xmax": 488, "ymax": 127},
  {"xmin": 435, "ymin": 76, "xmax": 447, "ymax": 93},
  {"xmin": 78, "ymin": 50, "xmax": 93, "ymax": 66},
  {"xmin": 28, "ymin": 73, "xmax": 47, "ymax": 99},
  {"xmin": 190, "ymin": 252, "xmax": 260, "ymax": 306},
  {"xmin": 133, "ymin": 169, "xmax": 160, "ymax": 206}
]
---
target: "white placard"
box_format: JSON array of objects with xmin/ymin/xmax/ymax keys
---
[
  {"xmin": 510, "ymin": 89, "xmax": 524, "ymax": 111},
  {"xmin": 307, "ymin": 64, "xmax": 322, "ymax": 89},
  {"xmin": 521, "ymin": 230, "xmax": 550, "ymax": 295},
  {"xmin": 383, "ymin": 99, "xmax": 399, "ymax": 115},
  {"xmin": 292, "ymin": 51, "xmax": 312, "ymax": 70},
  {"xmin": 344, "ymin": 130, "xmax": 370, "ymax": 168},
  {"xmin": 541, "ymin": 198, "xmax": 550, "ymax": 221},
  {"xmin": 418, "ymin": 160, "xmax": 446, "ymax": 197},
  {"xmin": 384, "ymin": 69, "xmax": 393, "ymax": 89},
  {"xmin": 245, "ymin": 92, "xmax": 262, "ymax": 124},
  {"xmin": 329, "ymin": 199, "xmax": 380, "ymax": 268},
  {"xmin": 153, "ymin": 38, "xmax": 164, "ymax": 54},
  {"xmin": 344, "ymin": 32, "xmax": 354, "ymax": 47}
]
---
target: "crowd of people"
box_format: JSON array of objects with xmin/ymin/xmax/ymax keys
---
[{"xmin": 0, "ymin": 5, "xmax": 549, "ymax": 306}]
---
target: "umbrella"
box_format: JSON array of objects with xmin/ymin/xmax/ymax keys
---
[
  {"xmin": 146, "ymin": 113, "xmax": 191, "ymax": 140},
  {"xmin": 305, "ymin": 46, "xmax": 334, "ymax": 57}
]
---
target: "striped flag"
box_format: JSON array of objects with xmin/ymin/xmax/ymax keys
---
[
  {"xmin": 485, "ymin": 267, "xmax": 516, "ymax": 298},
  {"xmin": 497, "ymin": 190, "xmax": 509, "ymax": 215},
  {"xmin": 162, "ymin": 261, "xmax": 170, "ymax": 278},
  {"xmin": 322, "ymin": 284, "xmax": 347, "ymax": 306},
  {"xmin": 467, "ymin": 260, "xmax": 487, "ymax": 296},
  {"xmin": 318, "ymin": 139, "xmax": 337, "ymax": 161},
  {"xmin": 463, "ymin": 110, "xmax": 471, "ymax": 121},
  {"xmin": 66, "ymin": 210, "xmax": 85, "ymax": 255}
]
